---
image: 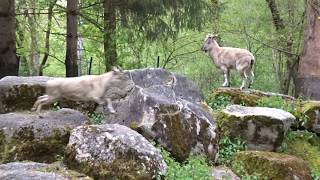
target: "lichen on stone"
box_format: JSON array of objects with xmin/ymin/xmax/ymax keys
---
[{"xmin": 232, "ymin": 151, "xmax": 312, "ymax": 180}]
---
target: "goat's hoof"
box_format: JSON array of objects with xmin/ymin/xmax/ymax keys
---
[{"xmin": 31, "ymin": 108, "xmax": 36, "ymax": 111}]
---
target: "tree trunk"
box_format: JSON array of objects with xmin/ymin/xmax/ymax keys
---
[
  {"xmin": 266, "ymin": 0, "xmax": 299, "ymax": 95},
  {"xmin": 265, "ymin": 0, "xmax": 285, "ymax": 30},
  {"xmin": 0, "ymin": 0, "xmax": 18, "ymax": 79},
  {"xmin": 65, "ymin": 0, "xmax": 79, "ymax": 77},
  {"xmin": 39, "ymin": 0, "xmax": 57, "ymax": 76},
  {"xmin": 27, "ymin": 0, "xmax": 40, "ymax": 76},
  {"xmin": 103, "ymin": 0, "xmax": 117, "ymax": 72},
  {"xmin": 296, "ymin": 0, "xmax": 320, "ymax": 100}
]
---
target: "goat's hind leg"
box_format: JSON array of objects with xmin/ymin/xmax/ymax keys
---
[
  {"xmin": 240, "ymin": 71, "xmax": 248, "ymax": 90},
  {"xmin": 32, "ymin": 95, "xmax": 48, "ymax": 111},
  {"xmin": 248, "ymin": 70, "xmax": 255, "ymax": 88}
]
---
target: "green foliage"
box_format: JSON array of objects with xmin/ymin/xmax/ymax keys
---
[
  {"xmin": 52, "ymin": 102, "xmax": 61, "ymax": 111},
  {"xmin": 157, "ymin": 145, "xmax": 211, "ymax": 180},
  {"xmin": 312, "ymin": 170, "xmax": 320, "ymax": 180},
  {"xmin": 256, "ymin": 96, "xmax": 294, "ymax": 111},
  {"xmin": 207, "ymin": 95, "xmax": 232, "ymax": 111},
  {"xmin": 282, "ymin": 130, "xmax": 320, "ymax": 177},
  {"xmin": 87, "ymin": 111, "xmax": 105, "ymax": 124},
  {"xmin": 217, "ymin": 136, "xmax": 247, "ymax": 165}
]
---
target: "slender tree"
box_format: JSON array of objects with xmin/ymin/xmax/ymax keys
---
[
  {"xmin": 0, "ymin": 0, "xmax": 18, "ymax": 78},
  {"xmin": 103, "ymin": 0, "xmax": 117, "ymax": 71},
  {"xmin": 39, "ymin": 0, "xmax": 58, "ymax": 76},
  {"xmin": 265, "ymin": 0, "xmax": 301, "ymax": 95},
  {"xmin": 65, "ymin": 0, "xmax": 79, "ymax": 77},
  {"xmin": 296, "ymin": 0, "xmax": 320, "ymax": 100}
]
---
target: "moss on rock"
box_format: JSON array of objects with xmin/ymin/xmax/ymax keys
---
[
  {"xmin": 283, "ymin": 131, "xmax": 320, "ymax": 176},
  {"xmin": 232, "ymin": 151, "xmax": 312, "ymax": 180},
  {"xmin": 0, "ymin": 128, "xmax": 70, "ymax": 164}
]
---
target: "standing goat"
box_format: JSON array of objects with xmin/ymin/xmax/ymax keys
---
[
  {"xmin": 202, "ymin": 34, "xmax": 255, "ymax": 90},
  {"xmin": 32, "ymin": 67, "xmax": 133, "ymax": 113}
]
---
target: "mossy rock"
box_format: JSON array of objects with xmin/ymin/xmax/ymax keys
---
[
  {"xmin": 294, "ymin": 101, "xmax": 320, "ymax": 133},
  {"xmin": 64, "ymin": 124, "xmax": 167, "ymax": 179},
  {"xmin": 0, "ymin": 109, "xmax": 89, "ymax": 163},
  {"xmin": 283, "ymin": 131, "xmax": 320, "ymax": 176},
  {"xmin": 212, "ymin": 87, "xmax": 295, "ymax": 106},
  {"xmin": 0, "ymin": 161, "xmax": 92, "ymax": 179},
  {"xmin": 217, "ymin": 105, "xmax": 296, "ymax": 151},
  {"xmin": 232, "ymin": 151, "xmax": 312, "ymax": 180}
]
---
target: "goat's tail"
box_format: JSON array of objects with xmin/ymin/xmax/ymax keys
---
[{"xmin": 250, "ymin": 57, "xmax": 255, "ymax": 69}]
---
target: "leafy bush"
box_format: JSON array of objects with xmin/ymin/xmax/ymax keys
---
[
  {"xmin": 217, "ymin": 136, "xmax": 247, "ymax": 165},
  {"xmin": 87, "ymin": 111, "xmax": 105, "ymax": 124},
  {"xmin": 208, "ymin": 95, "xmax": 232, "ymax": 111},
  {"xmin": 157, "ymin": 145, "xmax": 212, "ymax": 180}
]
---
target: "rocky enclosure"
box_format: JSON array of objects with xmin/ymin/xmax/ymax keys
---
[{"xmin": 0, "ymin": 68, "xmax": 317, "ymax": 179}]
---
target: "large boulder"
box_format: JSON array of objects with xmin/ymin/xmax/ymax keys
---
[
  {"xmin": 101, "ymin": 68, "xmax": 219, "ymax": 162},
  {"xmin": 217, "ymin": 105, "xmax": 296, "ymax": 151},
  {"xmin": 0, "ymin": 76, "xmax": 96, "ymax": 113},
  {"xmin": 0, "ymin": 108, "xmax": 89, "ymax": 163},
  {"xmin": 211, "ymin": 88, "xmax": 320, "ymax": 133},
  {"xmin": 0, "ymin": 161, "xmax": 92, "ymax": 180},
  {"xmin": 295, "ymin": 101, "xmax": 320, "ymax": 133},
  {"xmin": 232, "ymin": 151, "xmax": 312, "ymax": 180},
  {"xmin": 64, "ymin": 124, "xmax": 167, "ymax": 179}
]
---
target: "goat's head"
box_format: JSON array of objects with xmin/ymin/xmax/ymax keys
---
[{"xmin": 201, "ymin": 33, "xmax": 219, "ymax": 53}]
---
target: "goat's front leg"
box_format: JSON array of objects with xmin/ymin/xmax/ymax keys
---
[
  {"xmin": 94, "ymin": 97, "xmax": 116, "ymax": 114},
  {"xmin": 106, "ymin": 98, "xmax": 116, "ymax": 114},
  {"xmin": 221, "ymin": 68, "xmax": 230, "ymax": 87}
]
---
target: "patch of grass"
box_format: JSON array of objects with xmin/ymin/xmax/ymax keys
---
[
  {"xmin": 217, "ymin": 136, "xmax": 247, "ymax": 165},
  {"xmin": 207, "ymin": 94, "xmax": 232, "ymax": 111},
  {"xmin": 256, "ymin": 96, "xmax": 295, "ymax": 112},
  {"xmin": 156, "ymin": 145, "xmax": 212, "ymax": 180},
  {"xmin": 87, "ymin": 111, "xmax": 105, "ymax": 124}
]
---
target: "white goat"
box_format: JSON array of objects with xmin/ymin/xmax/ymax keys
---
[
  {"xmin": 32, "ymin": 67, "xmax": 132, "ymax": 113},
  {"xmin": 202, "ymin": 34, "xmax": 255, "ymax": 90}
]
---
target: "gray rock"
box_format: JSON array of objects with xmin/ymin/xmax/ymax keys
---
[
  {"xmin": 0, "ymin": 76, "xmax": 96, "ymax": 114},
  {"xmin": 101, "ymin": 68, "xmax": 218, "ymax": 162},
  {"xmin": 0, "ymin": 161, "xmax": 92, "ymax": 180},
  {"xmin": 0, "ymin": 108, "xmax": 89, "ymax": 163},
  {"xmin": 212, "ymin": 166, "xmax": 240, "ymax": 180},
  {"xmin": 64, "ymin": 124, "xmax": 167, "ymax": 179},
  {"xmin": 217, "ymin": 105, "xmax": 296, "ymax": 151}
]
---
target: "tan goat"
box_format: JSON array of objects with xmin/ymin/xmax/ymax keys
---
[
  {"xmin": 32, "ymin": 67, "xmax": 133, "ymax": 113},
  {"xmin": 202, "ymin": 34, "xmax": 255, "ymax": 90}
]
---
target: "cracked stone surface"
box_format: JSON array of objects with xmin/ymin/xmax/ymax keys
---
[
  {"xmin": 64, "ymin": 124, "xmax": 167, "ymax": 179},
  {"xmin": 100, "ymin": 68, "xmax": 219, "ymax": 162},
  {"xmin": 218, "ymin": 105, "xmax": 296, "ymax": 151}
]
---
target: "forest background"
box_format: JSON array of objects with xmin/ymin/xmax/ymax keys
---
[{"xmin": 1, "ymin": 0, "xmax": 319, "ymax": 98}]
